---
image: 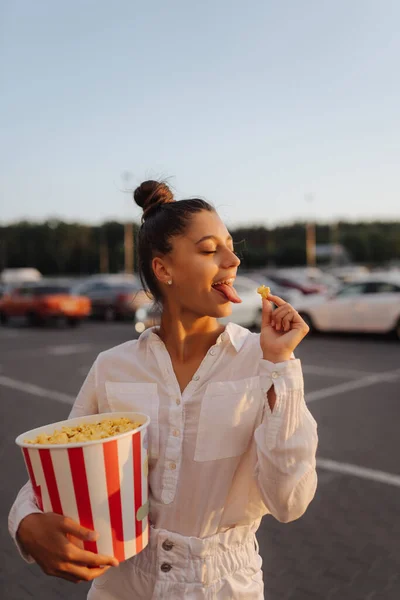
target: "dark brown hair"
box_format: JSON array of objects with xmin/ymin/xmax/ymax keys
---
[{"xmin": 134, "ymin": 180, "xmax": 214, "ymax": 304}]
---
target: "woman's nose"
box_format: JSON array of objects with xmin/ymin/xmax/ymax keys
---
[{"xmin": 223, "ymin": 248, "xmax": 240, "ymax": 268}]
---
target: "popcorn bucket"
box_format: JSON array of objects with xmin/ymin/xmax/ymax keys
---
[{"xmin": 16, "ymin": 412, "xmax": 150, "ymax": 562}]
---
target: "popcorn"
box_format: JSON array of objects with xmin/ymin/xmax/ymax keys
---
[
  {"xmin": 24, "ymin": 417, "xmax": 141, "ymax": 445},
  {"xmin": 257, "ymin": 285, "xmax": 271, "ymax": 299}
]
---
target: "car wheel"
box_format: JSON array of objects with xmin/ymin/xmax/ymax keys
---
[
  {"xmin": 27, "ymin": 312, "xmax": 40, "ymax": 326},
  {"xmin": 0, "ymin": 312, "xmax": 8, "ymax": 325},
  {"xmin": 299, "ymin": 312, "xmax": 316, "ymax": 333},
  {"xmin": 67, "ymin": 317, "xmax": 81, "ymax": 328}
]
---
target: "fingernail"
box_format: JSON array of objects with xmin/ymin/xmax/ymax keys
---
[
  {"xmin": 112, "ymin": 559, "xmax": 119, "ymax": 567},
  {"xmin": 271, "ymin": 320, "xmax": 275, "ymax": 327},
  {"xmin": 87, "ymin": 531, "xmax": 98, "ymax": 541}
]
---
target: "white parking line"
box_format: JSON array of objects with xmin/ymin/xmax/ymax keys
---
[
  {"xmin": 302, "ymin": 364, "xmax": 374, "ymax": 379},
  {"xmin": 46, "ymin": 344, "xmax": 93, "ymax": 356},
  {"xmin": 0, "ymin": 343, "xmax": 96, "ymax": 359},
  {"xmin": 317, "ymin": 458, "xmax": 400, "ymax": 488},
  {"xmin": 0, "ymin": 330, "xmax": 20, "ymax": 338},
  {"xmin": 0, "ymin": 375, "xmax": 74, "ymax": 405},
  {"xmin": 307, "ymin": 368, "xmax": 400, "ymax": 403}
]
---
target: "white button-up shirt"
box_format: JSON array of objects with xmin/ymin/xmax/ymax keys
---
[{"xmin": 9, "ymin": 322, "xmax": 318, "ymax": 558}]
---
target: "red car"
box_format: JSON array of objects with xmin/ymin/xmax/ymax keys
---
[{"xmin": 0, "ymin": 284, "xmax": 91, "ymax": 326}]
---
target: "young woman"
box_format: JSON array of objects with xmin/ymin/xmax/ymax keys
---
[{"xmin": 9, "ymin": 180, "xmax": 318, "ymax": 599}]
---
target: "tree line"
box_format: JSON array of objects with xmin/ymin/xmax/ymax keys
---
[{"xmin": 0, "ymin": 219, "xmax": 399, "ymax": 276}]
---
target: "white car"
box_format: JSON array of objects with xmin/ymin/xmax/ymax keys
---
[{"xmin": 294, "ymin": 274, "xmax": 400, "ymax": 339}]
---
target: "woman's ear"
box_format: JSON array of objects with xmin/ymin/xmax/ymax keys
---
[{"xmin": 152, "ymin": 256, "xmax": 172, "ymax": 286}]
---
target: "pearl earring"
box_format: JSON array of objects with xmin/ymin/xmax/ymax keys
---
[{"xmin": 167, "ymin": 280, "xmax": 172, "ymax": 285}]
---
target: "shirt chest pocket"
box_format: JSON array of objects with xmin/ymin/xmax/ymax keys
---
[
  {"xmin": 105, "ymin": 382, "xmax": 160, "ymax": 460},
  {"xmin": 194, "ymin": 376, "xmax": 263, "ymax": 462}
]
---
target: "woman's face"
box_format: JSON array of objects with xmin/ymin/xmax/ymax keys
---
[{"xmin": 154, "ymin": 210, "xmax": 241, "ymax": 319}]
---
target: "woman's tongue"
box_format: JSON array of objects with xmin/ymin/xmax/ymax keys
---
[{"xmin": 213, "ymin": 283, "xmax": 242, "ymax": 303}]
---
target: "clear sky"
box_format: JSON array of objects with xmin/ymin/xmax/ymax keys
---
[{"xmin": 1, "ymin": 0, "xmax": 399, "ymax": 227}]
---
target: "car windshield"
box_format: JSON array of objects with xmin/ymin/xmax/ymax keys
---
[
  {"xmin": 114, "ymin": 283, "xmax": 141, "ymax": 292},
  {"xmin": 31, "ymin": 286, "xmax": 70, "ymax": 296}
]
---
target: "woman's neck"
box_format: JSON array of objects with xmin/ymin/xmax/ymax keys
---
[{"xmin": 156, "ymin": 311, "xmax": 225, "ymax": 363}]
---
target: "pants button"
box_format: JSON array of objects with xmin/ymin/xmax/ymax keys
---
[
  {"xmin": 161, "ymin": 562, "xmax": 172, "ymax": 572},
  {"xmin": 162, "ymin": 540, "xmax": 174, "ymax": 551}
]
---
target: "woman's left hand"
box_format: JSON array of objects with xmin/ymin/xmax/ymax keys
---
[{"xmin": 260, "ymin": 294, "xmax": 310, "ymax": 363}]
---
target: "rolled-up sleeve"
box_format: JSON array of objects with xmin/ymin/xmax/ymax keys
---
[
  {"xmin": 8, "ymin": 360, "xmax": 99, "ymax": 562},
  {"xmin": 254, "ymin": 358, "xmax": 318, "ymax": 523}
]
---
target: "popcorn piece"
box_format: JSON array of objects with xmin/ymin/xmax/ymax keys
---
[
  {"xmin": 257, "ymin": 285, "xmax": 271, "ymax": 299},
  {"xmin": 24, "ymin": 417, "xmax": 141, "ymax": 445}
]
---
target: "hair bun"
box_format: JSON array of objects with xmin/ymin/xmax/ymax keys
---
[{"xmin": 134, "ymin": 180, "xmax": 174, "ymax": 220}]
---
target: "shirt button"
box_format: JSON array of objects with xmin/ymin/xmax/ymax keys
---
[
  {"xmin": 161, "ymin": 562, "xmax": 172, "ymax": 572},
  {"xmin": 193, "ymin": 375, "xmax": 200, "ymax": 381},
  {"xmin": 169, "ymin": 462, "xmax": 177, "ymax": 470},
  {"xmin": 209, "ymin": 349, "xmax": 216, "ymax": 356},
  {"xmin": 162, "ymin": 540, "xmax": 174, "ymax": 551},
  {"xmin": 272, "ymin": 371, "xmax": 280, "ymax": 379},
  {"xmin": 173, "ymin": 429, "xmax": 180, "ymax": 437},
  {"xmin": 176, "ymin": 398, "xmax": 181, "ymax": 406}
]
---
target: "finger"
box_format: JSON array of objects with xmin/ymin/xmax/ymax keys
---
[
  {"xmin": 282, "ymin": 312, "xmax": 295, "ymax": 332},
  {"xmin": 261, "ymin": 298, "xmax": 273, "ymax": 329},
  {"xmin": 61, "ymin": 517, "xmax": 99, "ymax": 543},
  {"xmin": 271, "ymin": 303, "xmax": 292, "ymax": 316},
  {"xmin": 57, "ymin": 564, "xmax": 111, "ymax": 583},
  {"xmin": 53, "ymin": 570, "xmax": 82, "ymax": 584},
  {"xmin": 270, "ymin": 304, "xmax": 292, "ymax": 327},
  {"xmin": 267, "ymin": 294, "xmax": 287, "ymax": 308},
  {"xmin": 68, "ymin": 546, "xmax": 119, "ymax": 568},
  {"xmin": 272, "ymin": 307, "xmax": 292, "ymax": 330}
]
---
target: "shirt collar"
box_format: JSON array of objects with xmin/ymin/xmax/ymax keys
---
[
  {"xmin": 138, "ymin": 321, "xmax": 249, "ymax": 353},
  {"xmin": 222, "ymin": 321, "xmax": 249, "ymax": 352}
]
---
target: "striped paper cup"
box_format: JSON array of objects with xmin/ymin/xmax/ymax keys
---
[{"xmin": 16, "ymin": 411, "xmax": 150, "ymax": 562}]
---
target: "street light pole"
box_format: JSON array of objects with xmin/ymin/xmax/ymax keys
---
[
  {"xmin": 124, "ymin": 221, "xmax": 134, "ymax": 274},
  {"xmin": 121, "ymin": 170, "xmax": 134, "ymax": 274},
  {"xmin": 305, "ymin": 194, "xmax": 316, "ymax": 268}
]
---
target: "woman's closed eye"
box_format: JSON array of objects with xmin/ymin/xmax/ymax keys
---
[{"xmin": 201, "ymin": 247, "xmax": 239, "ymax": 256}]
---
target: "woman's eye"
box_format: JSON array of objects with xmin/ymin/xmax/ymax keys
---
[{"xmin": 202, "ymin": 250, "xmax": 217, "ymax": 254}]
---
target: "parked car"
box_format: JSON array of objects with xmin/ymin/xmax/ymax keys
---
[
  {"xmin": 293, "ymin": 274, "xmax": 400, "ymax": 339},
  {"xmin": 0, "ymin": 267, "xmax": 42, "ymax": 284},
  {"xmin": 0, "ymin": 283, "xmax": 91, "ymax": 326},
  {"xmin": 74, "ymin": 279, "xmax": 151, "ymax": 321},
  {"xmin": 263, "ymin": 270, "xmax": 328, "ymax": 295},
  {"xmin": 326, "ymin": 265, "xmax": 369, "ymax": 283}
]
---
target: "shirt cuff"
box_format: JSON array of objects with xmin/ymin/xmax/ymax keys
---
[
  {"xmin": 260, "ymin": 357, "xmax": 303, "ymax": 397},
  {"xmin": 259, "ymin": 358, "xmax": 305, "ymax": 450},
  {"xmin": 8, "ymin": 495, "xmax": 41, "ymax": 563}
]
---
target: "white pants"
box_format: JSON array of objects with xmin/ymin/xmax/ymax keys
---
[{"xmin": 88, "ymin": 524, "xmax": 264, "ymax": 599}]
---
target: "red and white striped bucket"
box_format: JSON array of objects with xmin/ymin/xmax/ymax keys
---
[{"xmin": 16, "ymin": 411, "xmax": 150, "ymax": 563}]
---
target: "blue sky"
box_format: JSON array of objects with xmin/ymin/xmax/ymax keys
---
[{"xmin": 1, "ymin": 0, "xmax": 399, "ymax": 227}]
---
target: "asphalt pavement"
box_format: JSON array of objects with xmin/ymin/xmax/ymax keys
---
[{"xmin": 1, "ymin": 320, "xmax": 399, "ymax": 600}]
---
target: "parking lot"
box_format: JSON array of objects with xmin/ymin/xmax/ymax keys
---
[{"xmin": 1, "ymin": 321, "xmax": 400, "ymax": 599}]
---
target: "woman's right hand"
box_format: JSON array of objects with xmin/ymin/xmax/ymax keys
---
[{"xmin": 17, "ymin": 512, "xmax": 119, "ymax": 584}]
